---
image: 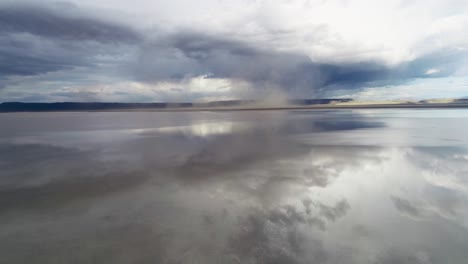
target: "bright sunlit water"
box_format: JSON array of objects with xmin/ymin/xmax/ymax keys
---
[{"xmin": 1, "ymin": 109, "xmax": 468, "ymax": 264}]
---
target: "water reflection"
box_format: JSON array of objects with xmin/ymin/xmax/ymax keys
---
[{"xmin": 0, "ymin": 110, "xmax": 468, "ymax": 263}]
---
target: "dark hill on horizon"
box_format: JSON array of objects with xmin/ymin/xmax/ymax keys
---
[
  {"xmin": 3, "ymin": 99, "xmax": 468, "ymax": 112},
  {"xmin": 0, "ymin": 99, "xmax": 352, "ymax": 112}
]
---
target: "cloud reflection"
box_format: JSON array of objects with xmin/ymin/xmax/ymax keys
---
[{"xmin": 1, "ymin": 110, "xmax": 468, "ymax": 263}]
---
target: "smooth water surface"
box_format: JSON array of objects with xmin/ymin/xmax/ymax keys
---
[{"xmin": 1, "ymin": 109, "xmax": 468, "ymax": 264}]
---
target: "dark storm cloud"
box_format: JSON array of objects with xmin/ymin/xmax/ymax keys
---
[
  {"xmin": 0, "ymin": 3, "xmax": 139, "ymax": 80},
  {"xmin": 132, "ymin": 32, "xmax": 467, "ymax": 95},
  {"xmin": 0, "ymin": 51, "xmax": 79, "ymax": 77},
  {"xmin": 0, "ymin": 33, "xmax": 126, "ymax": 80},
  {"xmin": 0, "ymin": 4, "xmax": 141, "ymax": 43}
]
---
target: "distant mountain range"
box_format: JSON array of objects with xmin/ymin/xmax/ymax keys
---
[
  {"xmin": 1, "ymin": 98, "xmax": 468, "ymax": 112},
  {"xmin": 0, "ymin": 99, "xmax": 352, "ymax": 112}
]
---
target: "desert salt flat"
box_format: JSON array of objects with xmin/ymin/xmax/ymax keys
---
[{"xmin": 1, "ymin": 109, "xmax": 468, "ymax": 264}]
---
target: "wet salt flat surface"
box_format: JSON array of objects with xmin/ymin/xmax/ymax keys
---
[{"xmin": 1, "ymin": 109, "xmax": 468, "ymax": 264}]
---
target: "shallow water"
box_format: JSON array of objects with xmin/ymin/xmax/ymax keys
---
[{"xmin": 1, "ymin": 109, "xmax": 468, "ymax": 264}]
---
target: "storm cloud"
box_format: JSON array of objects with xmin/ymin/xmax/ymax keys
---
[
  {"xmin": 132, "ymin": 32, "xmax": 467, "ymax": 97},
  {"xmin": 0, "ymin": 0, "xmax": 467, "ymax": 101},
  {"xmin": 0, "ymin": 2, "xmax": 139, "ymax": 84},
  {"xmin": 0, "ymin": 4, "xmax": 141, "ymax": 43}
]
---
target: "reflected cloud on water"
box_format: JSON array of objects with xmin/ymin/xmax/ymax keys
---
[{"xmin": 0, "ymin": 110, "xmax": 468, "ymax": 263}]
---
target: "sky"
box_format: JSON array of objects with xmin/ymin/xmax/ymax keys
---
[{"xmin": 0, "ymin": 0, "xmax": 468, "ymax": 102}]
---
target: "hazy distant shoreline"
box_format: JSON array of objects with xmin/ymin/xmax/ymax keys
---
[
  {"xmin": 2, "ymin": 102, "xmax": 468, "ymax": 113},
  {"xmin": 103, "ymin": 103, "xmax": 468, "ymax": 112}
]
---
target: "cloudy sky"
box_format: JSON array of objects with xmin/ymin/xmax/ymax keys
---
[{"xmin": 0, "ymin": 0, "xmax": 468, "ymax": 102}]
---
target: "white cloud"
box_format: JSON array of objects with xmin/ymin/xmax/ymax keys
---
[
  {"xmin": 425, "ymin": 68, "xmax": 441, "ymax": 75},
  {"xmin": 63, "ymin": 0, "xmax": 468, "ymax": 66}
]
